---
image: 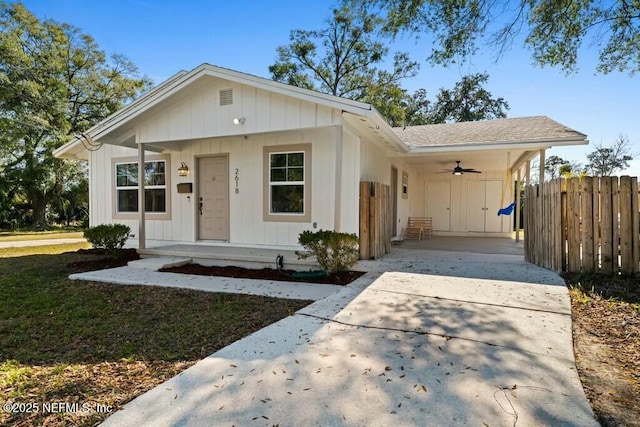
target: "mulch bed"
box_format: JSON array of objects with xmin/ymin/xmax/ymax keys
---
[
  {"xmin": 66, "ymin": 248, "xmax": 140, "ymax": 272},
  {"xmin": 63, "ymin": 248, "xmax": 364, "ymax": 285},
  {"xmin": 161, "ymin": 264, "xmax": 365, "ymax": 285}
]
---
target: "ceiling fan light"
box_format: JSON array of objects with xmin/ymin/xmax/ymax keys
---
[{"xmin": 453, "ymin": 171, "xmax": 463, "ymax": 176}]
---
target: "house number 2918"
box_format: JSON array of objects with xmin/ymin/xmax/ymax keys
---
[{"xmin": 234, "ymin": 168, "xmax": 239, "ymax": 194}]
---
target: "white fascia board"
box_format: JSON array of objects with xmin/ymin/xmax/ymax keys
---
[
  {"xmin": 406, "ymin": 137, "xmax": 589, "ymax": 154},
  {"xmin": 53, "ymin": 139, "xmax": 82, "ymax": 159},
  {"xmin": 54, "ymin": 70, "xmax": 190, "ymax": 158},
  {"xmin": 89, "ymin": 70, "xmax": 194, "ymax": 141},
  {"xmin": 341, "ymin": 110, "xmax": 410, "ymax": 153}
]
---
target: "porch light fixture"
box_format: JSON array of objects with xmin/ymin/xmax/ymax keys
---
[
  {"xmin": 233, "ymin": 117, "xmax": 245, "ymax": 125},
  {"xmin": 177, "ymin": 162, "xmax": 189, "ymax": 176}
]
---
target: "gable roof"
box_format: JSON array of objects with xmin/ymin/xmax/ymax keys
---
[
  {"xmin": 54, "ymin": 63, "xmax": 395, "ymax": 159},
  {"xmin": 393, "ymin": 116, "xmax": 587, "ymax": 152},
  {"xmin": 54, "ymin": 63, "xmax": 588, "ymax": 160}
]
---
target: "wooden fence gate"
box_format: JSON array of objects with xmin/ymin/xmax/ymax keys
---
[
  {"xmin": 359, "ymin": 181, "xmax": 391, "ymax": 260},
  {"xmin": 525, "ymin": 176, "xmax": 639, "ymax": 273}
]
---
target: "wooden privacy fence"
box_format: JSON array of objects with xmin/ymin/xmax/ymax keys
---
[
  {"xmin": 359, "ymin": 181, "xmax": 391, "ymax": 260},
  {"xmin": 525, "ymin": 176, "xmax": 640, "ymax": 273}
]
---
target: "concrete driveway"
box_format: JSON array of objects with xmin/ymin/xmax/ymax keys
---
[{"xmin": 101, "ymin": 241, "xmax": 597, "ymax": 426}]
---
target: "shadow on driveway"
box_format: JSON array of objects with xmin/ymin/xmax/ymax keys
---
[{"xmin": 101, "ymin": 243, "xmax": 597, "ymax": 427}]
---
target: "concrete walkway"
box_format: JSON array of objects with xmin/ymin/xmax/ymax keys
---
[
  {"xmin": 70, "ymin": 257, "xmax": 342, "ymax": 301},
  {"xmin": 97, "ymin": 247, "xmax": 597, "ymax": 427}
]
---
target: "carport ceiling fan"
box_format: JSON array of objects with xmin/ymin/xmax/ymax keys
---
[{"xmin": 439, "ymin": 161, "xmax": 482, "ymax": 175}]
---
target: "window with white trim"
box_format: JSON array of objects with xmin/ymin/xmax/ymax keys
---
[
  {"xmin": 115, "ymin": 160, "xmax": 167, "ymax": 213},
  {"xmin": 269, "ymin": 151, "xmax": 305, "ymax": 215}
]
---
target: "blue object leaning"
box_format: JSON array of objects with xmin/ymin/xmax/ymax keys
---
[{"xmin": 497, "ymin": 201, "xmax": 517, "ymax": 216}]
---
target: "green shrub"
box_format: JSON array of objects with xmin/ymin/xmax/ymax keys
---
[
  {"xmin": 296, "ymin": 229, "xmax": 359, "ymax": 273},
  {"xmin": 84, "ymin": 224, "xmax": 131, "ymax": 257}
]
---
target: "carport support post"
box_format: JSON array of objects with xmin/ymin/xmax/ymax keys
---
[
  {"xmin": 138, "ymin": 144, "xmax": 146, "ymax": 250},
  {"xmin": 515, "ymin": 168, "xmax": 521, "ymax": 242},
  {"xmin": 539, "ymin": 149, "xmax": 546, "ymax": 189},
  {"xmin": 334, "ymin": 125, "xmax": 343, "ymax": 231}
]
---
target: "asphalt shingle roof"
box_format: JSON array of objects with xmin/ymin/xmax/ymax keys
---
[{"xmin": 393, "ymin": 116, "xmax": 587, "ymax": 148}]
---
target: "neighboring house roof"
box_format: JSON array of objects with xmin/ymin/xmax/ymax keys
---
[{"xmin": 393, "ymin": 116, "xmax": 587, "ymax": 152}]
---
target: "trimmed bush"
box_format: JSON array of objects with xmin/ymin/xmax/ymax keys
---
[
  {"xmin": 84, "ymin": 224, "xmax": 131, "ymax": 257},
  {"xmin": 296, "ymin": 229, "xmax": 359, "ymax": 273}
]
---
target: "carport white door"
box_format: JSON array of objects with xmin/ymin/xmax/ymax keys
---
[
  {"xmin": 426, "ymin": 181, "xmax": 451, "ymax": 231},
  {"xmin": 467, "ymin": 180, "xmax": 503, "ymax": 232},
  {"xmin": 467, "ymin": 181, "xmax": 486, "ymax": 232},
  {"xmin": 484, "ymin": 180, "xmax": 503, "ymax": 232}
]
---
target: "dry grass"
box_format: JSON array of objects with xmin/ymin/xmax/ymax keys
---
[
  {"xmin": 0, "ymin": 231, "xmax": 85, "ymax": 242},
  {"xmin": 565, "ymin": 272, "xmax": 640, "ymax": 426}
]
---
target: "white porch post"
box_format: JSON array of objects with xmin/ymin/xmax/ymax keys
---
[
  {"xmin": 138, "ymin": 144, "xmax": 146, "ymax": 250},
  {"xmin": 334, "ymin": 125, "xmax": 343, "ymax": 232},
  {"xmin": 539, "ymin": 148, "xmax": 546, "ymax": 187},
  {"xmin": 515, "ymin": 167, "xmax": 522, "ymax": 242}
]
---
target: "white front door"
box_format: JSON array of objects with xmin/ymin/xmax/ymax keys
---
[
  {"xmin": 198, "ymin": 156, "xmax": 229, "ymax": 240},
  {"xmin": 426, "ymin": 181, "xmax": 451, "ymax": 231}
]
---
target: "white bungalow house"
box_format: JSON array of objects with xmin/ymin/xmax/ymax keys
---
[{"xmin": 54, "ymin": 63, "xmax": 587, "ymax": 261}]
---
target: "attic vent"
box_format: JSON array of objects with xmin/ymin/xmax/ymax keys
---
[{"xmin": 219, "ymin": 88, "xmax": 233, "ymax": 106}]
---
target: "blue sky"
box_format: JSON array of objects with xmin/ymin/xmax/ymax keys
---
[{"xmin": 20, "ymin": 0, "xmax": 640, "ymax": 175}]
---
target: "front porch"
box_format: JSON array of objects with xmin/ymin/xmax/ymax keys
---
[
  {"xmin": 138, "ymin": 243, "xmax": 318, "ymax": 270},
  {"xmin": 136, "ymin": 236, "xmax": 523, "ymax": 272}
]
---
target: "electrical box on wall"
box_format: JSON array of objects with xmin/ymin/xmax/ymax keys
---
[{"xmin": 177, "ymin": 183, "xmax": 193, "ymax": 194}]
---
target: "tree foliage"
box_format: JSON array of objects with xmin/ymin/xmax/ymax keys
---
[
  {"xmin": 346, "ymin": 0, "xmax": 640, "ymax": 74},
  {"xmin": 0, "ymin": 2, "xmax": 151, "ymax": 228},
  {"xmin": 269, "ymin": 5, "xmax": 419, "ymax": 126},
  {"xmin": 545, "ymin": 155, "xmax": 570, "ymax": 179},
  {"xmin": 586, "ymin": 134, "xmax": 634, "ymax": 176},
  {"xmin": 427, "ymin": 72, "xmax": 509, "ymax": 123},
  {"xmin": 401, "ymin": 72, "xmax": 509, "ymax": 126},
  {"xmin": 270, "ymin": 6, "xmax": 509, "ymax": 127}
]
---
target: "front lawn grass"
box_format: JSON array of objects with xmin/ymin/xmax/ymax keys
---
[
  {"xmin": 0, "ymin": 230, "xmax": 85, "ymax": 242},
  {"xmin": 0, "ymin": 246, "xmax": 311, "ymax": 426}
]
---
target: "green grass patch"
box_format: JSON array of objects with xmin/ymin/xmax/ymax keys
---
[{"xmin": 0, "ymin": 247, "xmax": 311, "ymax": 426}]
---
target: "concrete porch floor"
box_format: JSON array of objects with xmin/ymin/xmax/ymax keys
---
[
  {"xmin": 399, "ymin": 236, "xmax": 524, "ymax": 256},
  {"xmin": 138, "ymin": 244, "xmax": 317, "ymax": 270},
  {"xmin": 137, "ymin": 237, "xmax": 524, "ymax": 271}
]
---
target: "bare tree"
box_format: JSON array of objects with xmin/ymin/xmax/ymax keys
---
[{"xmin": 586, "ymin": 135, "xmax": 634, "ymax": 176}]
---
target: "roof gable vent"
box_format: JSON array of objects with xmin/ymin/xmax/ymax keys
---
[{"xmin": 219, "ymin": 88, "xmax": 233, "ymax": 106}]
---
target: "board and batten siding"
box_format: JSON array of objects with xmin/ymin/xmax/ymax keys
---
[
  {"xmin": 136, "ymin": 76, "xmax": 339, "ymax": 144},
  {"xmin": 357, "ymin": 130, "xmax": 423, "ymax": 238},
  {"xmin": 423, "ymin": 170, "xmax": 511, "ymax": 235},
  {"xmin": 89, "ymin": 127, "xmax": 348, "ymax": 248}
]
